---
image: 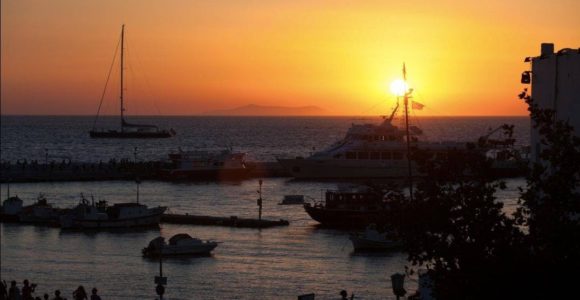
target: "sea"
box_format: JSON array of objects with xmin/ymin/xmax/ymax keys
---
[{"xmin": 1, "ymin": 116, "xmax": 529, "ymax": 299}]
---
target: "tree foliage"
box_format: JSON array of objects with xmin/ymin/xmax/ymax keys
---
[{"xmin": 394, "ymin": 89, "xmax": 580, "ymax": 299}]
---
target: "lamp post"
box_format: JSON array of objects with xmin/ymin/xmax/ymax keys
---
[
  {"xmin": 257, "ymin": 179, "xmax": 263, "ymax": 223},
  {"xmin": 155, "ymin": 246, "xmax": 167, "ymax": 300},
  {"xmin": 391, "ymin": 273, "xmax": 406, "ymax": 300}
]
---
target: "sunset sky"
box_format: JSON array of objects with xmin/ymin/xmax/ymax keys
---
[{"xmin": 1, "ymin": 0, "xmax": 579, "ymax": 116}]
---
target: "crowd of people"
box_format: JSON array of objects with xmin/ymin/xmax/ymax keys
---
[{"xmin": 0, "ymin": 280, "xmax": 101, "ymax": 300}]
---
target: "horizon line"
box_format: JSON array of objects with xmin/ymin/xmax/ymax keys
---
[{"xmin": 0, "ymin": 114, "xmax": 530, "ymax": 118}]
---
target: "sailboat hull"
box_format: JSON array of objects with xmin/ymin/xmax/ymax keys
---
[{"xmin": 90, "ymin": 130, "xmax": 174, "ymax": 139}]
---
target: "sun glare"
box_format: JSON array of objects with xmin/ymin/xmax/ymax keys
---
[{"xmin": 390, "ymin": 79, "xmax": 409, "ymax": 97}]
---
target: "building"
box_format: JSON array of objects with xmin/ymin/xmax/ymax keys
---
[{"xmin": 523, "ymin": 43, "xmax": 580, "ymax": 164}]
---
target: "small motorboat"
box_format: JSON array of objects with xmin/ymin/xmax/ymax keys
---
[
  {"xmin": 142, "ymin": 233, "xmax": 219, "ymax": 257},
  {"xmin": 278, "ymin": 195, "xmax": 305, "ymax": 205},
  {"xmin": 349, "ymin": 224, "xmax": 402, "ymax": 252}
]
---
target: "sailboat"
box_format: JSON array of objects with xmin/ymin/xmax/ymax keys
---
[{"xmin": 89, "ymin": 25, "xmax": 176, "ymax": 139}]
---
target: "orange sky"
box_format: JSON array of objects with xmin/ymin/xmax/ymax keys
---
[{"xmin": 1, "ymin": 0, "xmax": 579, "ymax": 116}]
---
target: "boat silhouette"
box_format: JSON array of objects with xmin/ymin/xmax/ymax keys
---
[{"xmin": 89, "ymin": 25, "xmax": 175, "ymax": 139}]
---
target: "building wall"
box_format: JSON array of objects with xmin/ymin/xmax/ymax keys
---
[{"xmin": 529, "ymin": 44, "xmax": 580, "ymax": 163}]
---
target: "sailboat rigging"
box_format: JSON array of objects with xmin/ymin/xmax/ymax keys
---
[{"xmin": 89, "ymin": 25, "xmax": 176, "ymax": 139}]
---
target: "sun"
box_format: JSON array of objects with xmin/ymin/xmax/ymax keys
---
[{"xmin": 389, "ymin": 79, "xmax": 409, "ymax": 97}]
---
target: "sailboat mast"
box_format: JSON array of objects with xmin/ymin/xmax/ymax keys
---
[
  {"xmin": 403, "ymin": 63, "xmax": 414, "ymax": 201},
  {"xmin": 120, "ymin": 24, "xmax": 125, "ymax": 131}
]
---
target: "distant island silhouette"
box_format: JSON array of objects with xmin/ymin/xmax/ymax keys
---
[{"xmin": 204, "ymin": 104, "xmax": 328, "ymax": 116}]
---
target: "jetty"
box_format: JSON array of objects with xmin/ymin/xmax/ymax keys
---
[
  {"xmin": 161, "ymin": 213, "xmax": 289, "ymax": 228},
  {"xmin": 0, "ymin": 160, "xmax": 290, "ymax": 183}
]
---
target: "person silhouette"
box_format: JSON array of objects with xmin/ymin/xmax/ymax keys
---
[
  {"xmin": 89, "ymin": 289, "xmax": 100, "ymax": 300},
  {"xmin": 53, "ymin": 290, "xmax": 63, "ymax": 300},
  {"xmin": 8, "ymin": 281, "xmax": 20, "ymax": 300},
  {"xmin": 72, "ymin": 286, "xmax": 87, "ymax": 300},
  {"xmin": 1, "ymin": 280, "xmax": 7, "ymax": 300},
  {"xmin": 22, "ymin": 280, "xmax": 36, "ymax": 300}
]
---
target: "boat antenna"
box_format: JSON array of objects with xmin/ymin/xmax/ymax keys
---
[
  {"xmin": 403, "ymin": 63, "xmax": 414, "ymax": 201},
  {"xmin": 120, "ymin": 24, "xmax": 126, "ymax": 132},
  {"xmin": 387, "ymin": 101, "xmax": 400, "ymax": 122}
]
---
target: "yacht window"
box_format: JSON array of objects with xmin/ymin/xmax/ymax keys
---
[
  {"xmin": 389, "ymin": 136, "xmax": 396, "ymax": 141},
  {"xmin": 393, "ymin": 152, "xmax": 403, "ymax": 160},
  {"xmin": 381, "ymin": 152, "xmax": 391, "ymax": 160},
  {"xmin": 374, "ymin": 135, "xmax": 380, "ymax": 140},
  {"xmin": 370, "ymin": 152, "xmax": 380, "ymax": 160},
  {"xmin": 358, "ymin": 152, "xmax": 369, "ymax": 159},
  {"xmin": 346, "ymin": 152, "xmax": 356, "ymax": 159},
  {"xmin": 333, "ymin": 153, "xmax": 343, "ymax": 159}
]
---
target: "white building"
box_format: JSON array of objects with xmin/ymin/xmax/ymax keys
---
[{"xmin": 525, "ymin": 43, "xmax": 580, "ymax": 163}]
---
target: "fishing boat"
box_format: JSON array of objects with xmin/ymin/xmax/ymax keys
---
[
  {"xmin": 19, "ymin": 194, "xmax": 62, "ymax": 224},
  {"xmin": 89, "ymin": 25, "xmax": 175, "ymax": 139},
  {"xmin": 160, "ymin": 148, "xmax": 249, "ymax": 180},
  {"xmin": 142, "ymin": 234, "xmax": 219, "ymax": 257},
  {"xmin": 59, "ymin": 193, "xmax": 166, "ymax": 229}
]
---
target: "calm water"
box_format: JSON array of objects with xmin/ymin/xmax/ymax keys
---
[
  {"xmin": 1, "ymin": 116, "xmax": 529, "ymax": 299},
  {"xmin": 0, "ymin": 116, "xmax": 530, "ymax": 163}
]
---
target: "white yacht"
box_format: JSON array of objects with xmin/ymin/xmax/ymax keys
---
[
  {"xmin": 277, "ymin": 104, "xmax": 465, "ymax": 179},
  {"xmin": 142, "ymin": 234, "xmax": 219, "ymax": 257}
]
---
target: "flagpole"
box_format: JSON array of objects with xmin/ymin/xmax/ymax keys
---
[{"xmin": 403, "ymin": 63, "xmax": 414, "ymax": 201}]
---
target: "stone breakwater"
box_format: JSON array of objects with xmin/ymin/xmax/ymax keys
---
[{"xmin": 0, "ymin": 160, "xmax": 289, "ymax": 183}]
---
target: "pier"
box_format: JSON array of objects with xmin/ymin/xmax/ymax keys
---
[
  {"xmin": 161, "ymin": 213, "xmax": 290, "ymax": 228},
  {"xmin": 0, "ymin": 160, "xmax": 290, "ymax": 183}
]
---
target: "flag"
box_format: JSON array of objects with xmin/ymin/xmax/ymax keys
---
[{"xmin": 412, "ymin": 101, "xmax": 424, "ymax": 110}]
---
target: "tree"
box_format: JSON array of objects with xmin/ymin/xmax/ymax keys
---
[{"xmin": 394, "ymin": 89, "xmax": 580, "ymax": 299}]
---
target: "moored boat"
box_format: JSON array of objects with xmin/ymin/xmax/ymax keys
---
[
  {"xmin": 160, "ymin": 148, "xmax": 249, "ymax": 180},
  {"xmin": 89, "ymin": 25, "xmax": 175, "ymax": 139},
  {"xmin": 0, "ymin": 195, "xmax": 23, "ymax": 222},
  {"xmin": 350, "ymin": 224, "xmax": 402, "ymax": 252},
  {"xmin": 142, "ymin": 234, "xmax": 219, "ymax": 257},
  {"xmin": 59, "ymin": 194, "xmax": 166, "ymax": 229},
  {"xmin": 279, "ymin": 195, "xmax": 305, "ymax": 205},
  {"xmin": 304, "ymin": 187, "xmax": 393, "ymax": 228},
  {"xmin": 19, "ymin": 194, "xmax": 62, "ymax": 224},
  {"xmin": 277, "ymin": 103, "xmax": 465, "ymax": 179}
]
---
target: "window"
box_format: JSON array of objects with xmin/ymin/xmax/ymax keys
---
[
  {"xmin": 358, "ymin": 152, "xmax": 369, "ymax": 159},
  {"xmin": 346, "ymin": 152, "xmax": 356, "ymax": 159},
  {"xmin": 370, "ymin": 152, "xmax": 381, "ymax": 160},
  {"xmin": 393, "ymin": 152, "xmax": 403, "ymax": 160},
  {"xmin": 381, "ymin": 152, "xmax": 391, "ymax": 160}
]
